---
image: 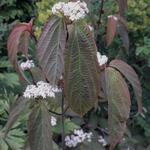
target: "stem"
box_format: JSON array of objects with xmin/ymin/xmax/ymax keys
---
[
  {"xmin": 28, "ymin": 69, "xmax": 36, "ymax": 85},
  {"xmin": 61, "ymin": 90, "xmax": 65, "ymax": 149},
  {"xmin": 97, "ymin": 0, "xmax": 104, "ymax": 28},
  {"xmin": 31, "ymin": 32, "xmax": 37, "ymax": 43}
]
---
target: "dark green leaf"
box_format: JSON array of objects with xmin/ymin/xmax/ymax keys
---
[
  {"xmin": 110, "ymin": 59, "xmax": 142, "ymax": 113},
  {"xmin": 1, "ymin": 122, "xmax": 25, "ymax": 150},
  {"xmin": 53, "ymin": 119, "xmax": 79, "ymax": 134},
  {"xmin": 53, "ymin": 142, "xmax": 62, "ymax": 150},
  {"xmin": 105, "ymin": 67, "xmax": 131, "ymax": 150},
  {"xmin": 65, "ymin": 23, "xmax": 100, "ymax": 116},
  {"xmin": 37, "ymin": 15, "xmax": 67, "ymax": 85},
  {"xmin": 28, "ymin": 101, "xmax": 53, "ymax": 150},
  {"xmin": 5, "ymin": 96, "xmax": 30, "ymax": 136},
  {"xmin": 0, "ymin": 139, "xmax": 8, "ymax": 150}
]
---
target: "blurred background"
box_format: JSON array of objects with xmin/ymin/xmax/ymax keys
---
[{"xmin": 0, "ymin": 0, "xmax": 149, "ymax": 149}]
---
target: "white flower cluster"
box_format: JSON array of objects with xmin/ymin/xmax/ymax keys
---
[
  {"xmin": 98, "ymin": 136, "xmax": 107, "ymax": 146},
  {"xmin": 52, "ymin": 1, "xmax": 89, "ymax": 21},
  {"xmin": 20, "ymin": 60, "xmax": 35, "ymax": 71},
  {"xmin": 108, "ymin": 15, "xmax": 118, "ymax": 21},
  {"xmin": 23, "ymin": 81, "xmax": 61, "ymax": 99},
  {"xmin": 65, "ymin": 129, "xmax": 92, "ymax": 148},
  {"xmin": 97, "ymin": 52, "xmax": 108, "ymax": 66},
  {"xmin": 51, "ymin": 116, "xmax": 57, "ymax": 126}
]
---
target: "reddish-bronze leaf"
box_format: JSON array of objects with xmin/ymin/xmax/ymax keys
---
[
  {"xmin": 109, "ymin": 59, "xmax": 142, "ymax": 113},
  {"xmin": 106, "ymin": 15, "xmax": 118, "ymax": 47},
  {"xmin": 7, "ymin": 21, "xmax": 32, "ymax": 73},
  {"xmin": 28, "ymin": 101, "xmax": 53, "ymax": 150},
  {"xmin": 37, "ymin": 15, "xmax": 67, "ymax": 85},
  {"xmin": 105, "ymin": 67, "xmax": 131, "ymax": 150},
  {"xmin": 117, "ymin": 16, "xmax": 129, "ymax": 51},
  {"xmin": 116, "ymin": 15, "xmax": 128, "ymax": 30},
  {"xmin": 99, "ymin": 70, "xmax": 107, "ymax": 102},
  {"xmin": 65, "ymin": 23, "xmax": 100, "ymax": 116},
  {"xmin": 30, "ymin": 67, "xmax": 46, "ymax": 82}
]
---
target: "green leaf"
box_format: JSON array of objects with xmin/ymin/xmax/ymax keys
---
[
  {"xmin": 109, "ymin": 59, "xmax": 142, "ymax": 113},
  {"xmin": 1, "ymin": 122, "xmax": 25, "ymax": 150},
  {"xmin": 53, "ymin": 119, "xmax": 79, "ymax": 134},
  {"xmin": 75, "ymin": 141, "xmax": 105, "ymax": 150},
  {"xmin": 37, "ymin": 15, "xmax": 67, "ymax": 85},
  {"xmin": 74, "ymin": 131, "xmax": 105, "ymax": 150},
  {"xmin": 5, "ymin": 96, "xmax": 30, "ymax": 136},
  {"xmin": 0, "ymin": 139, "xmax": 8, "ymax": 150},
  {"xmin": 5, "ymin": 137, "xmax": 23, "ymax": 150},
  {"xmin": 105, "ymin": 67, "xmax": 131, "ymax": 150},
  {"xmin": 28, "ymin": 101, "xmax": 53, "ymax": 150},
  {"xmin": 0, "ymin": 73, "xmax": 20, "ymax": 88},
  {"xmin": 65, "ymin": 23, "xmax": 100, "ymax": 116}
]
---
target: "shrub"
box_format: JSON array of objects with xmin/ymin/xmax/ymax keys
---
[{"xmin": 4, "ymin": 1, "xmax": 143, "ymax": 150}]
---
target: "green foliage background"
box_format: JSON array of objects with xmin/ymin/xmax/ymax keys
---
[
  {"xmin": 0, "ymin": 0, "xmax": 37, "ymax": 92},
  {"xmin": 0, "ymin": 0, "xmax": 150, "ymax": 149},
  {"xmin": 0, "ymin": 0, "xmax": 37, "ymax": 149}
]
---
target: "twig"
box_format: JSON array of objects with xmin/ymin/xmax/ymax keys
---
[
  {"xmin": 97, "ymin": 0, "xmax": 104, "ymax": 29},
  {"xmin": 49, "ymin": 110, "xmax": 63, "ymax": 116},
  {"xmin": 49, "ymin": 106, "xmax": 69, "ymax": 116},
  {"xmin": 96, "ymin": 0, "xmax": 105, "ymax": 48}
]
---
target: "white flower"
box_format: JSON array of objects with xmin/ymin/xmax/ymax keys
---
[
  {"xmin": 52, "ymin": 2, "xmax": 66, "ymax": 14},
  {"xmin": 88, "ymin": 25, "xmax": 94, "ymax": 31},
  {"xmin": 60, "ymin": 75, "xmax": 63, "ymax": 80},
  {"xmin": 20, "ymin": 60, "xmax": 35, "ymax": 70},
  {"xmin": 108, "ymin": 15, "xmax": 118, "ymax": 21},
  {"xmin": 85, "ymin": 132, "xmax": 93, "ymax": 142},
  {"xmin": 97, "ymin": 52, "xmax": 108, "ymax": 66},
  {"xmin": 23, "ymin": 84, "xmax": 37, "ymax": 99},
  {"xmin": 52, "ymin": 1, "xmax": 89, "ymax": 21},
  {"xmin": 65, "ymin": 129, "xmax": 93, "ymax": 148},
  {"xmin": 98, "ymin": 136, "xmax": 107, "ymax": 146},
  {"xmin": 51, "ymin": 116, "xmax": 57, "ymax": 126},
  {"xmin": 23, "ymin": 81, "xmax": 61, "ymax": 99}
]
